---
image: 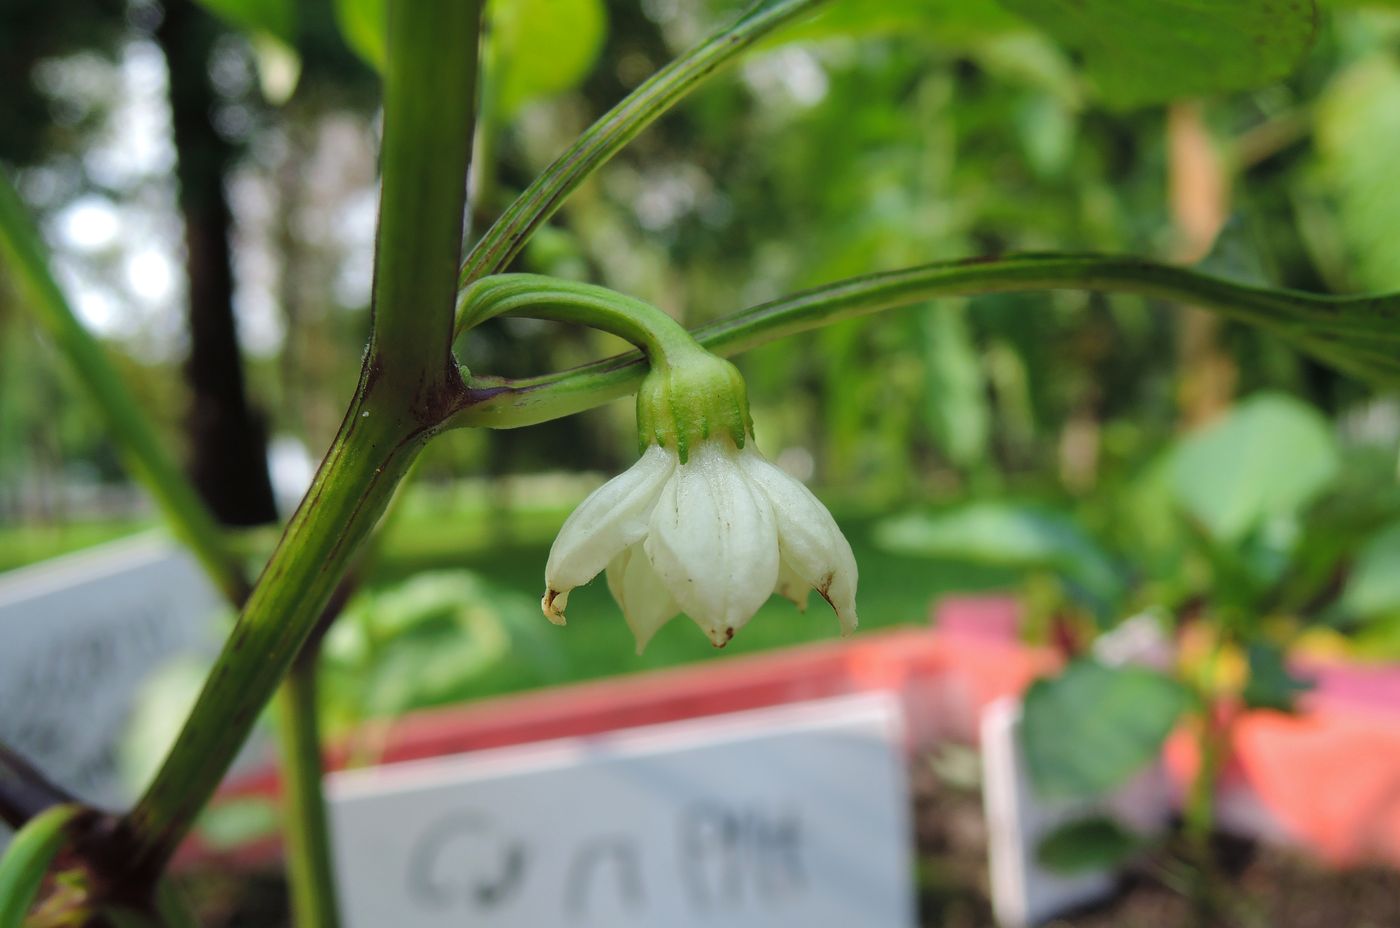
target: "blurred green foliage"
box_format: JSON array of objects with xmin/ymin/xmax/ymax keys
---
[
  {"xmin": 5, "ymin": 0, "xmax": 1400, "ymax": 775},
  {"xmin": 876, "ymin": 500, "xmax": 1124, "ymax": 618},
  {"xmin": 1000, "ymin": 0, "xmax": 1317, "ymax": 108},
  {"xmin": 6, "ymin": 3, "xmax": 1400, "ymax": 920},
  {"xmin": 319, "ymin": 570, "xmax": 557, "ymax": 732},
  {"xmin": 195, "ymin": 0, "xmax": 295, "ymax": 44},
  {"xmin": 1344, "ymin": 522, "xmax": 1400, "ymax": 619},
  {"xmin": 1036, "ymin": 814, "xmax": 1148, "ymax": 875},
  {"xmin": 1170, "ymin": 393, "xmax": 1340, "ymax": 545},
  {"xmin": 6, "ymin": 0, "xmax": 1399, "ymax": 511},
  {"xmin": 1022, "ymin": 658, "xmax": 1190, "ymax": 799},
  {"xmin": 876, "ymin": 391, "xmax": 1400, "ymax": 632}
]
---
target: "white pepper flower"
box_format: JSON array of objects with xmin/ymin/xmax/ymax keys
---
[{"xmin": 542, "ymin": 352, "xmax": 858, "ymax": 652}]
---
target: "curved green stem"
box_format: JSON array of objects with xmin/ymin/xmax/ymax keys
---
[
  {"xmin": 450, "ymin": 253, "xmax": 1400, "ymax": 429},
  {"xmin": 455, "ymin": 0, "xmax": 829, "ymax": 296},
  {"xmin": 458, "ymin": 274, "xmax": 703, "ymax": 363},
  {"xmin": 0, "ymin": 804, "xmax": 83, "ymax": 928}
]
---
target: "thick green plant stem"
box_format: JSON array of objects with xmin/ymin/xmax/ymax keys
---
[
  {"xmin": 115, "ymin": 0, "xmax": 483, "ymax": 883},
  {"xmin": 119, "ymin": 402, "xmax": 429, "ymax": 879},
  {"xmin": 1185, "ymin": 709, "xmax": 1225, "ymax": 852},
  {"xmin": 3, "ymin": 150, "xmax": 347, "ymax": 925},
  {"xmin": 0, "ymin": 804, "xmax": 83, "ymax": 928},
  {"xmin": 1183, "ymin": 632, "xmax": 1231, "ymax": 919},
  {"xmin": 456, "ymin": 0, "xmax": 829, "ymax": 293},
  {"xmin": 276, "ymin": 650, "xmax": 342, "ymax": 928},
  {"xmin": 451, "ymin": 253, "xmax": 1400, "ymax": 429},
  {"xmin": 371, "ymin": 0, "xmax": 484, "ymax": 397},
  {"xmin": 0, "ymin": 172, "xmax": 247, "ymax": 603}
]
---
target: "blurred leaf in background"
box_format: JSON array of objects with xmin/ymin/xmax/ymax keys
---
[
  {"xmin": 1169, "ymin": 392, "xmax": 1341, "ymax": 546},
  {"xmin": 1242, "ymin": 640, "xmax": 1314, "ymax": 712},
  {"xmin": 875, "ymin": 501, "xmax": 1125, "ymax": 616},
  {"xmin": 192, "ymin": 0, "xmax": 295, "ymax": 44},
  {"xmin": 920, "ymin": 303, "xmax": 991, "ymax": 474},
  {"xmin": 320, "ymin": 570, "xmax": 561, "ymax": 730},
  {"xmin": 1022, "ymin": 658, "xmax": 1190, "ymax": 799},
  {"xmin": 1316, "ymin": 55, "xmax": 1400, "ymax": 291},
  {"xmin": 998, "ymin": 0, "xmax": 1319, "ymax": 108},
  {"xmin": 191, "ymin": 0, "xmax": 301, "ymax": 102},
  {"xmin": 1343, "ymin": 521, "xmax": 1400, "ymax": 621},
  {"xmin": 491, "ymin": 0, "xmax": 608, "ymax": 117},
  {"xmin": 773, "ymin": 0, "xmax": 1022, "ymax": 46},
  {"xmin": 331, "ymin": 0, "xmax": 607, "ymax": 117},
  {"xmin": 1036, "ymin": 814, "xmax": 1147, "ymax": 875},
  {"xmin": 333, "ymin": 0, "xmax": 386, "ymax": 71}
]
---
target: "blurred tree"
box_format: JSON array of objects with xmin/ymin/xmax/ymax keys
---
[
  {"xmin": 0, "ymin": 0, "xmax": 127, "ymax": 165},
  {"xmin": 154, "ymin": 0, "xmax": 278, "ymax": 525}
]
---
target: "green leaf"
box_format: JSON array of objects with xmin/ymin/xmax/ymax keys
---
[
  {"xmin": 774, "ymin": 0, "xmax": 1022, "ymax": 45},
  {"xmin": 1022, "ymin": 659, "xmax": 1190, "ymax": 799},
  {"xmin": 334, "ymin": 0, "xmax": 387, "ymax": 71},
  {"xmin": 1243, "ymin": 642, "xmax": 1313, "ymax": 712},
  {"xmin": 491, "ymin": 0, "xmax": 608, "ymax": 115},
  {"xmin": 1344, "ymin": 522, "xmax": 1400, "ymax": 618},
  {"xmin": 1316, "ymin": 57, "xmax": 1400, "ymax": 291},
  {"xmin": 0, "ymin": 804, "xmax": 83, "ymax": 928},
  {"xmin": 1170, "ymin": 393, "xmax": 1340, "ymax": 545},
  {"xmin": 325, "ymin": 571, "xmax": 541, "ymax": 719},
  {"xmin": 193, "ymin": 0, "xmax": 296, "ymax": 44},
  {"xmin": 920, "ymin": 304, "xmax": 990, "ymax": 470},
  {"xmin": 333, "ymin": 0, "xmax": 606, "ymax": 114},
  {"xmin": 996, "ymin": 0, "xmax": 1319, "ymax": 108},
  {"xmin": 874, "ymin": 501, "xmax": 1124, "ymax": 606},
  {"xmin": 1036, "ymin": 815, "xmax": 1146, "ymax": 875}
]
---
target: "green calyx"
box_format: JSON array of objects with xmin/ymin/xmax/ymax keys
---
[{"xmin": 636, "ymin": 348, "xmax": 752, "ymax": 462}]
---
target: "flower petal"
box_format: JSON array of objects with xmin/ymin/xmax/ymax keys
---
[
  {"xmin": 774, "ymin": 557, "xmax": 810, "ymax": 612},
  {"xmin": 644, "ymin": 440, "xmax": 779, "ymax": 646},
  {"xmin": 541, "ymin": 589, "xmax": 570, "ymax": 626},
  {"xmin": 543, "ymin": 443, "xmax": 676, "ymax": 623},
  {"xmin": 739, "ymin": 447, "xmax": 859, "ymax": 636},
  {"xmin": 606, "ymin": 545, "xmax": 681, "ymax": 654}
]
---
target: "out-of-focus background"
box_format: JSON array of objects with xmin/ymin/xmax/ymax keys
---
[
  {"xmin": 6, "ymin": 0, "xmax": 1400, "ymax": 924},
  {"xmin": 4, "ymin": 0, "xmax": 1399, "ymax": 677}
]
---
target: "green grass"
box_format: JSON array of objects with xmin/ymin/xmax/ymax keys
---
[{"xmin": 0, "ymin": 518, "xmax": 153, "ymax": 573}]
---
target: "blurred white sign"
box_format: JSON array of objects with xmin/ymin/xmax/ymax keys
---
[
  {"xmin": 0, "ymin": 534, "xmax": 223, "ymax": 809},
  {"xmin": 329, "ymin": 693, "xmax": 915, "ymax": 928}
]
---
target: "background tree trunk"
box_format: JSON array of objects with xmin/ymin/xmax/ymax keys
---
[{"xmin": 155, "ymin": 0, "xmax": 278, "ymax": 526}]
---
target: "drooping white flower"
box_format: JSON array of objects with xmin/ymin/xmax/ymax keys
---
[{"xmin": 543, "ymin": 377, "xmax": 859, "ymax": 653}]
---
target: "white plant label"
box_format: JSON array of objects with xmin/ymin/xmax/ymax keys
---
[
  {"xmin": 0, "ymin": 534, "xmax": 222, "ymax": 809},
  {"xmin": 981, "ymin": 697, "xmax": 1172, "ymax": 928},
  {"xmin": 329, "ymin": 693, "xmax": 915, "ymax": 928}
]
